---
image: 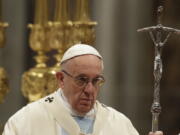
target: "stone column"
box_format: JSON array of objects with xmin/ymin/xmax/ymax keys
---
[
  {"xmin": 0, "ymin": 0, "xmax": 27, "ymax": 128},
  {"xmin": 92, "ymin": 0, "xmax": 153, "ymax": 134}
]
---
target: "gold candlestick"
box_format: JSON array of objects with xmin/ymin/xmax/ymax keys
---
[
  {"xmin": 47, "ymin": 0, "xmax": 73, "ymax": 93},
  {"xmin": 34, "ymin": 0, "xmax": 49, "ymax": 25},
  {"xmin": 0, "ymin": 0, "xmax": 8, "ymax": 48},
  {"xmin": 0, "ymin": 24, "xmax": 9, "ymax": 103},
  {"xmin": 21, "ymin": 0, "xmax": 51, "ymax": 102},
  {"xmin": 0, "ymin": 0, "xmax": 2, "ymax": 21},
  {"xmin": 73, "ymin": 0, "xmax": 97, "ymax": 45},
  {"xmin": 0, "ymin": 0, "xmax": 9, "ymax": 103},
  {"xmin": 0, "ymin": 22, "xmax": 8, "ymax": 48},
  {"xmin": 0, "ymin": 67, "xmax": 9, "ymax": 103},
  {"xmin": 74, "ymin": 0, "xmax": 90, "ymax": 21},
  {"xmin": 50, "ymin": 0, "xmax": 73, "ymax": 52}
]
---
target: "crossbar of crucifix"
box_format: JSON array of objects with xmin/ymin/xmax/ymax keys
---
[{"xmin": 137, "ymin": 5, "xmax": 180, "ymax": 132}]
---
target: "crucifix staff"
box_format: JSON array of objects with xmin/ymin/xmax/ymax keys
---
[{"xmin": 137, "ymin": 6, "xmax": 180, "ymax": 132}]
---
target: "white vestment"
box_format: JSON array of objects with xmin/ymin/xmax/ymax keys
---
[{"xmin": 3, "ymin": 90, "xmax": 139, "ymax": 135}]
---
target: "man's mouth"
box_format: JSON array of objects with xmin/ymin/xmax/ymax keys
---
[{"xmin": 79, "ymin": 99, "xmax": 92, "ymax": 105}]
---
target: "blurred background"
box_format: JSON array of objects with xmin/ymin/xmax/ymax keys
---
[{"xmin": 0, "ymin": 0, "xmax": 180, "ymax": 135}]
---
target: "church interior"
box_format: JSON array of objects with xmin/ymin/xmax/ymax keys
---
[{"xmin": 0, "ymin": 0, "xmax": 180, "ymax": 134}]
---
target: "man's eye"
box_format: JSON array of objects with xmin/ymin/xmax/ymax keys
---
[
  {"xmin": 92, "ymin": 78, "xmax": 99, "ymax": 83},
  {"xmin": 93, "ymin": 77, "xmax": 105, "ymax": 85},
  {"xmin": 75, "ymin": 77, "xmax": 88, "ymax": 85},
  {"xmin": 78, "ymin": 77, "xmax": 87, "ymax": 82}
]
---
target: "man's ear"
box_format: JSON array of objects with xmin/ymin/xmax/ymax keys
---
[{"xmin": 56, "ymin": 72, "xmax": 64, "ymax": 88}]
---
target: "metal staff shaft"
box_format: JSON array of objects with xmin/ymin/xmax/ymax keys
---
[{"xmin": 137, "ymin": 6, "xmax": 180, "ymax": 132}]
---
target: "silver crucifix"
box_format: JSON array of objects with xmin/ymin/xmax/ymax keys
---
[{"xmin": 137, "ymin": 6, "xmax": 180, "ymax": 132}]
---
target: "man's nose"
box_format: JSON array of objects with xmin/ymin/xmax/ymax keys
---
[{"xmin": 83, "ymin": 81, "xmax": 95, "ymax": 93}]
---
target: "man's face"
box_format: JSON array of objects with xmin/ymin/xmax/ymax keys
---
[{"xmin": 57, "ymin": 55, "xmax": 103, "ymax": 115}]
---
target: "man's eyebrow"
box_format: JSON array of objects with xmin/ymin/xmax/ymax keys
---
[
  {"xmin": 76, "ymin": 73, "xmax": 104, "ymax": 78},
  {"xmin": 75, "ymin": 73, "xmax": 88, "ymax": 77}
]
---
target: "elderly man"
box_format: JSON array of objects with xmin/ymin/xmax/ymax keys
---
[{"xmin": 3, "ymin": 44, "xmax": 163, "ymax": 135}]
